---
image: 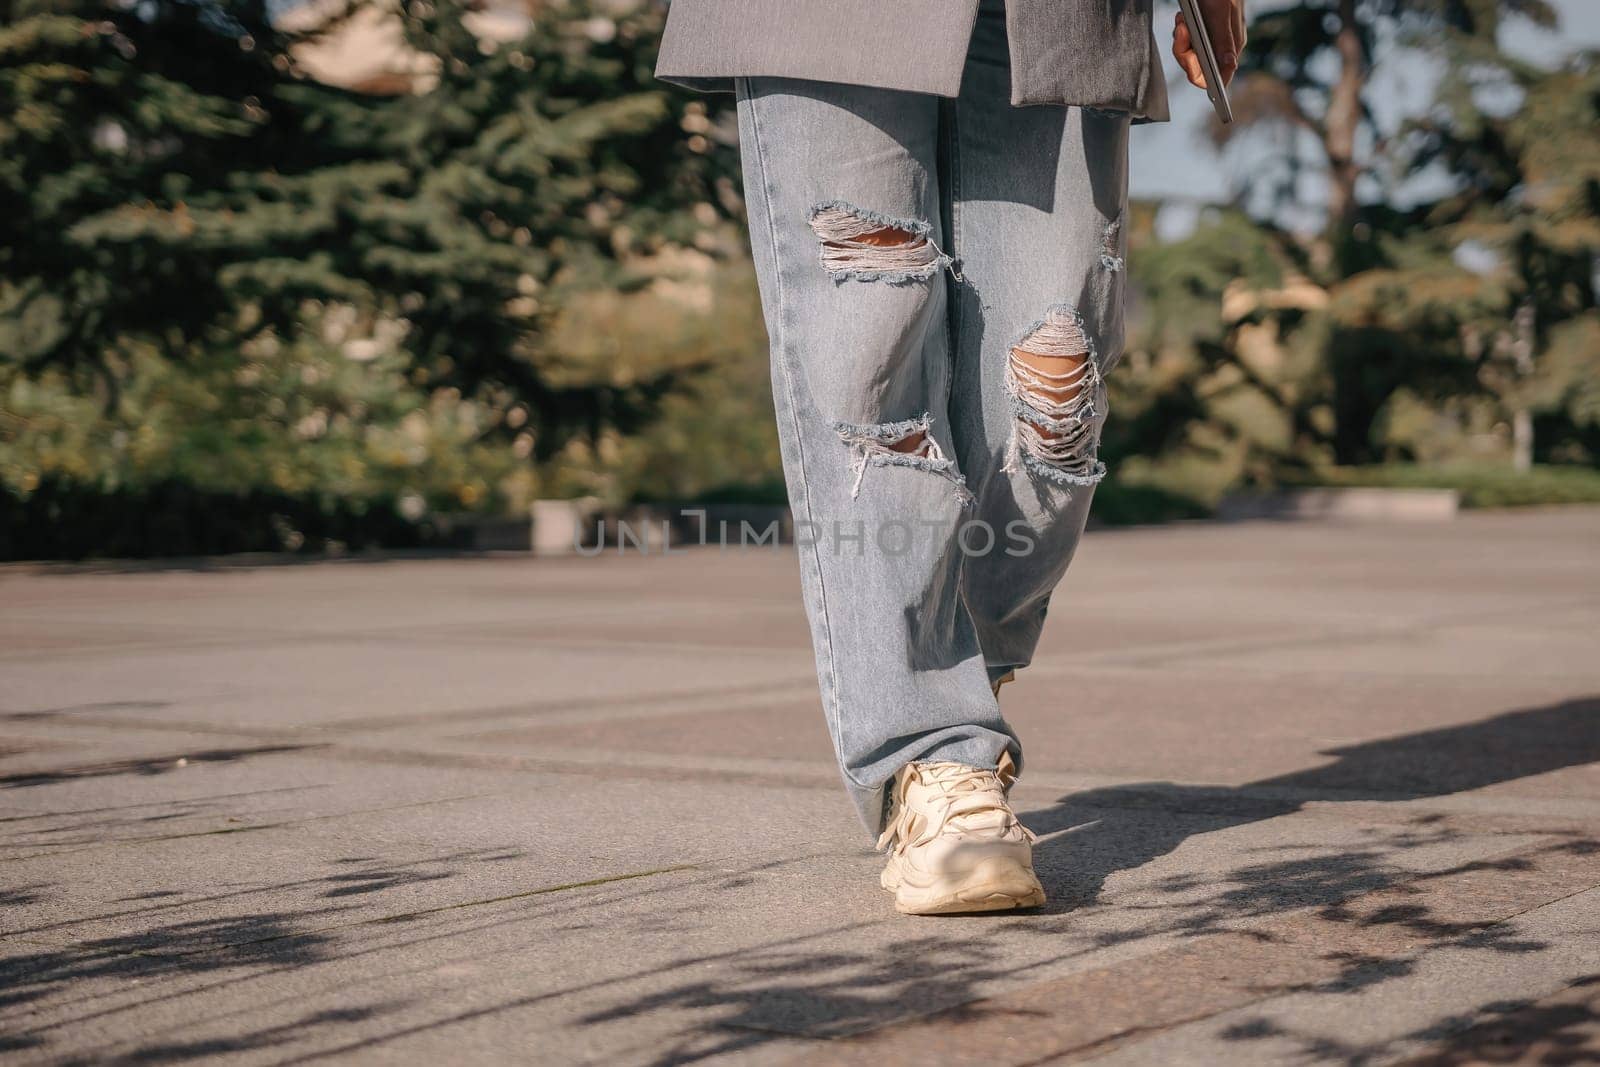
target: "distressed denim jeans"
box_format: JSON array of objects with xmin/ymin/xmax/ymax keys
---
[{"xmin": 734, "ymin": 1, "xmax": 1128, "ymax": 834}]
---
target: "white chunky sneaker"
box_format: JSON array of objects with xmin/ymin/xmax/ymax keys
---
[{"xmin": 876, "ymin": 754, "xmax": 1045, "ymax": 915}]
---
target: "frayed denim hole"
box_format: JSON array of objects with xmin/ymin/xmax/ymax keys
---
[
  {"xmin": 834, "ymin": 415, "xmax": 974, "ymax": 507},
  {"xmin": 1001, "ymin": 304, "xmax": 1108, "ymax": 493},
  {"xmin": 808, "ymin": 202, "xmax": 957, "ymax": 283}
]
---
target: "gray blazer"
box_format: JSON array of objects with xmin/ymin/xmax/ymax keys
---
[{"xmin": 655, "ymin": 0, "xmax": 1170, "ymax": 122}]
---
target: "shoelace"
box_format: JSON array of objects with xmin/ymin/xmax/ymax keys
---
[{"xmin": 876, "ymin": 762, "xmax": 1037, "ymax": 854}]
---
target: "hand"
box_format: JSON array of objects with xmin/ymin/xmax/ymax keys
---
[{"xmin": 1173, "ymin": 0, "xmax": 1246, "ymax": 90}]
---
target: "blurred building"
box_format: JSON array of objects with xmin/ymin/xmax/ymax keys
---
[{"xmin": 277, "ymin": 0, "xmax": 534, "ymax": 94}]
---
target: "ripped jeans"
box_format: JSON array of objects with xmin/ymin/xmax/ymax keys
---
[{"xmin": 734, "ymin": 3, "xmax": 1128, "ymax": 835}]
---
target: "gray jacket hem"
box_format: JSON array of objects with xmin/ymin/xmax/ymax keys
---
[{"xmin": 654, "ymin": 0, "xmax": 1171, "ymax": 123}]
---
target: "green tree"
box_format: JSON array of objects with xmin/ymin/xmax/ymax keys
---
[
  {"xmin": 0, "ymin": 0, "xmax": 303, "ymax": 397},
  {"xmin": 1, "ymin": 0, "xmax": 740, "ymax": 475},
  {"xmin": 1114, "ymin": 205, "xmax": 1314, "ymax": 498},
  {"xmin": 1125, "ymin": 0, "xmax": 1594, "ymax": 476},
  {"xmin": 1224, "ymin": 0, "xmax": 1556, "ymax": 243},
  {"xmin": 1388, "ymin": 50, "xmax": 1600, "ymax": 466}
]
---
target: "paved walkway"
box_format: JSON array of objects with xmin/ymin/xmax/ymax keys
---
[{"xmin": 2, "ymin": 509, "xmax": 1599, "ymax": 1065}]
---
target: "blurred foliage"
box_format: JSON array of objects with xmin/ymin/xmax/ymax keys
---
[
  {"xmin": 1283, "ymin": 462, "xmax": 1600, "ymax": 507},
  {"xmin": 1221, "ymin": 0, "xmax": 1557, "ymax": 236},
  {"xmin": 0, "ymin": 475, "xmax": 428, "ymax": 558},
  {"xmin": 0, "ymin": 0, "xmax": 739, "ymax": 444},
  {"xmin": 535, "ymin": 258, "xmax": 779, "ymax": 504},
  {"xmin": 2, "ymin": 327, "xmax": 522, "ymax": 507},
  {"xmin": 0, "ymin": 0, "xmax": 1595, "ymax": 558},
  {"xmin": 0, "ymin": 0, "xmax": 743, "ymax": 555},
  {"xmin": 1112, "ymin": 5, "xmax": 1598, "ymax": 507}
]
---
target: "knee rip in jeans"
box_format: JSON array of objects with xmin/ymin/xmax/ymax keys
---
[
  {"xmin": 835, "ymin": 414, "xmax": 974, "ymax": 506},
  {"xmin": 808, "ymin": 201, "xmax": 957, "ymax": 284},
  {"xmin": 1002, "ymin": 304, "xmax": 1108, "ymax": 492}
]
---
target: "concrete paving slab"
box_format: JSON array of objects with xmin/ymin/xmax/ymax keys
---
[
  {"xmin": 1, "ymin": 509, "xmax": 1597, "ymax": 1064},
  {"xmin": 1389, "ymin": 974, "xmax": 1600, "ymax": 1066},
  {"xmin": 795, "ymin": 839, "xmax": 1600, "ymax": 1065},
  {"xmin": 1, "ymin": 776, "xmax": 1573, "ymax": 1063},
  {"xmin": 0, "ymin": 815, "xmax": 1562, "ymax": 1065},
  {"xmin": 1082, "ymin": 885, "xmax": 1600, "ymax": 1066},
  {"xmin": 0, "ymin": 642, "xmax": 819, "ymax": 731},
  {"xmin": 0, "ymin": 764, "xmax": 865, "ymax": 945},
  {"xmin": 474, "ymin": 674, "xmax": 1600, "ymax": 791},
  {"xmin": 1169, "ymin": 621, "xmax": 1600, "ymax": 685}
]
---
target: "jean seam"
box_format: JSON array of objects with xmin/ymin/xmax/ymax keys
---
[
  {"xmin": 947, "ymin": 95, "xmax": 964, "ymax": 364},
  {"xmin": 741, "ymin": 80, "xmax": 860, "ymax": 791}
]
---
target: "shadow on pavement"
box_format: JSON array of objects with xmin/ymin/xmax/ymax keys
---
[
  {"xmin": 1028, "ymin": 695, "xmax": 1600, "ymax": 915},
  {"xmin": 0, "ymin": 745, "xmax": 319, "ymax": 791},
  {"xmin": 1217, "ymin": 971, "xmax": 1600, "ymax": 1064},
  {"xmin": 4, "ymin": 698, "xmax": 1596, "ymax": 1065},
  {"xmin": 572, "ymin": 696, "xmax": 1600, "ymax": 1064},
  {"xmin": 0, "ymin": 846, "xmax": 529, "ymax": 1061}
]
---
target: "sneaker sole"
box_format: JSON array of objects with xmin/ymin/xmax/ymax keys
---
[{"xmin": 888, "ymin": 857, "xmax": 1046, "ymax": 916}]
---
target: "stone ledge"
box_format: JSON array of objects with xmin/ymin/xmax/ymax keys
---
[{"xmin": 1218, "ymin": 487, "xmax": 1461, "ymax": 522}]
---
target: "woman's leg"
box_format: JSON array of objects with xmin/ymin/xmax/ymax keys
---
[
  {"xmin": 945, "ymin": 6, "xmax": 1131, "ymax": 684},
  {"xmin": 735, "ymin": 77, "xmax": 1016, "ymax": 834}
]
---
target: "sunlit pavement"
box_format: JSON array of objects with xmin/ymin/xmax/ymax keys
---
[{"xmin": 3, "ymin": 508, "xmax": 1599, "ymax": 1065}]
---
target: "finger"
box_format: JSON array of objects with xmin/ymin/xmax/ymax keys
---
[
  {"xmin": 1174, "ymin": 14, "xmax": 1194, "ymax": 58},
  {"xmin": 1179, "ymin": 51, "xmax": 1208, "ymax": 88},
  {"xmin": 1217, "ymin": 30, "xmax": 1242, "ymax": 84},
  {"xmin": 1215, "ymin": 25, "xmax": 1239, "ymax": 78},
  {"xmin": 1218, "ymin": 18, "xmax": 1240, "ymax": 82},
  {"xmin": 1171, "ymin": 14, "xmax": 1203, "ymax": 87},
  {"xmin": 1172, "ymin": 18, "xmax": 1208, "ymax": 88}
]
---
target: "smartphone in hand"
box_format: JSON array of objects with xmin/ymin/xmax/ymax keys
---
[{"xmin": 1176, "ymin": 0, "xmax": 1235, "ymax": 124}]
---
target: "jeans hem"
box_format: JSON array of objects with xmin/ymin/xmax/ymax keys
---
[{"xmin": 845, "ymin": 731, "xmax": 1020, "ymax": 837}]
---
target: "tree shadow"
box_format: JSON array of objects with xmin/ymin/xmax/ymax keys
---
[
  {"xmin": 0, "ymin": 784, "xmax": 329, "ymax": 857},
  {"xmin": 0, "ymin": 884, "xmax": 50, "ymax": 909},
  {"xmin": 86, "ymin": 1004, "xmax": 403, "ymax": 1065},
  {"xmin": 540, "ymin": 696, "xmax": 1600, "ymax": 1064},
  {"xmin": 8, "ymin": 698, "xmax": 1596, "ymax": 1064},
  {"xmin": 0, "ymin": 745, "xmax": 318, "ymax": 790},
  {"xmin": 0, "ymin": 846, "xmax": 530, "ymax": 1061},
  {"xmin": 0, "ymin": 909, "xmax": 347, "ymax": 1049},
  {"xmin": 0, "ymin": 701, "xmax": 174, "ymax": 722},
  {"xmin": 1026, "ymin": 695, "xmax": 1600, "ymax": 916},
  {"xmin": 1216, "ymin": 972, "xmax": 1600, "ymax": 1065}
]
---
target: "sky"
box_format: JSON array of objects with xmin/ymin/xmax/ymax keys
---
[{"xmin": 1130, "ymin": 0, "xmax": 1600, "ymax": 231}]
